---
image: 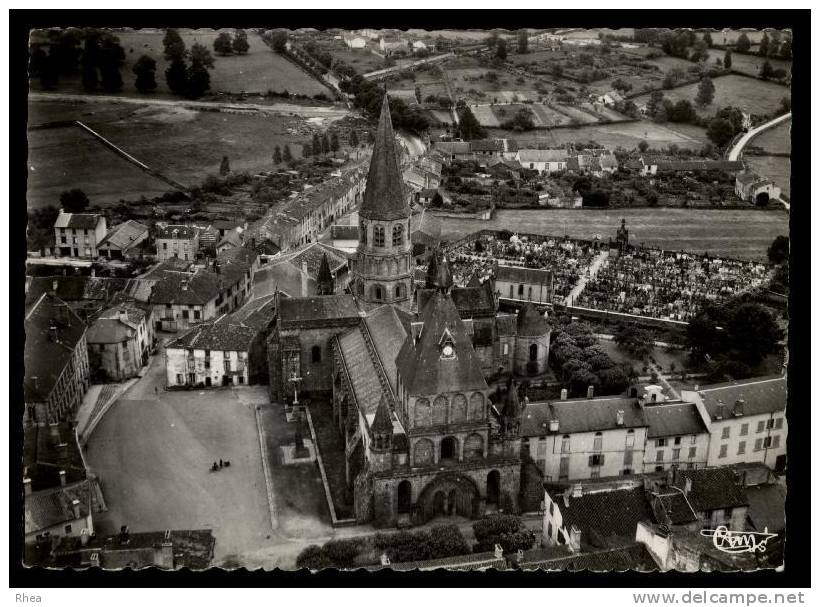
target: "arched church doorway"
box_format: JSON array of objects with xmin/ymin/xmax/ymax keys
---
[
  {"xmin": 441, "ymin": 436, "xmax": 457, "ymax": 462},
  {"xmin": 487, "ymin": 470, "xmax": 501, "ymax": 506},
  {"xmin": 397, "ymin": 480, "xmax": 412, "ymax": 514}
]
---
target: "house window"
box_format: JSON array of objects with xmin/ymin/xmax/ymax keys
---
[
  {"xmin": 311, "ymin": 345, "xmax": 322, "ymax": 364},
  {"xmin": 163, "ymin": 243, "xmax": 168, "ymax": 250},
  {"xmin": 518, "ymin": 284, "xmax": 524, "ymax": 297},
  {"xmin": 763, "ymin": 436, "xmax": 772, "ymax": 449},
  {"xmin": 774, "ymin": 417, "xmax": 784, "ymax": 429},
  {"xmin": 656, "ymin": 438, "xmax": 667, "ymax": 448},
  {"xmin": 528, "ymin": 286, "xmax": 532, "ymax": 300},
  {"xmin": 65, "ymin": 525, "xmax": 72, "ymax": 534},
  {"xmin": 772, "ymin": 435, "xmax": 780, "ymax": 449},
  {"xmin": 547, "ymin": 522, "xmax": 553, "ymax": 538},
  {"xmin": 718, "ymin": 444, "xmax": 728, "ymax": 458},
  {"xmin": 593, "ymin": 432, "xmax": 602, "ymax": 452},
  {"xmin": 182, "ymin": 310, "xmax": 189, "ymax": 320},
  {"xmin": 625, "ymin": 429, "xmax": 635, "ymax": 447},
  {"xmin": 590, "ymin": 469, "xmax": 600, "ymax": 479},
  {"xmin": 766, "ymin": 419, "xmax": 775, "ymax": 430},
  {"xmin": 360, "ymin": 225, "xmax": 367, "ymax": 245},
  {"xmin": 502, "ymin": 343, "xmax": 509, "ymax": 356},
  {"xmin": 373, "ymin": 226, "xmax": 385, "ymax": 247},
  {"xmin": 589, "ymin": 453, "xmax": 604, "ymax": 467},
  {"xmin": 754, "ymin": 438, "xmax": 763, "ymax": 451},
  {"xmin": 176, "ymin": 374, "xmax": 183, "ymax": 384},
  {"xmin": 224, "ymin": 360, "xmax": 231, "ymax": 373},
  {"xmin": 656, "ymin": 450, "xmax": 664, "ymax": 462},
  {"xmin": 509, "ymin": 285, "xmax": 513, "ymax": 298},
  {"xmin": 721, "ymin": 427, "xmax": 730, "ymax": 440},
  {"xmin": 672, "ymin": 448, "xmax": 681, "ymax": 461},
  {"xmin": 689, "ymin": 446, "xmax": 697, "ymax": 459},
  {"xmin": 737, "ymin": 441, "xmax": 746, "ymax": 455},
  {"xmin": 560, "ymin": 435, "xmax": 570, "ymax": 453},
  {"xmin": 740, "ymin": 423, "xmax": 749, "ymax": 436},
  {"xmin": 674, "ymin": 436, "xmax": 682, "ymax": 446},
  {"xmin": 392, "ymin": 224, "xmax": 403, "ymax": 247},
  {"xmin": 655, "ymin": 465, "xmax": 664, "ymax": 473},
  {"xmin": 757, "ymin": 421, "xmax": 765, "ymax": 433},
  {"xmin": 549, "ymin": 502, "xmax": 554, "ymax": 516},
  {"xmin": 194, "ymin": 310, "xmax": 201, "ymax": 320}
]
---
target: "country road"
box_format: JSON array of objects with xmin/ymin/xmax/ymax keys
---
[{"xmin": 29, "ymin": 91, "xmax": 353, "ymax": 121}]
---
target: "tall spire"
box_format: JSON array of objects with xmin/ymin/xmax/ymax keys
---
[
  {"xmin": 316, "ymin": 252, "xmax": 334, "ymax": 295},
  {"xmin": 360, "ymin": 94, "xmax": 409, "ymax": 221}
]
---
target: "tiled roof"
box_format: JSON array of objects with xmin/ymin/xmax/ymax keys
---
[
  {"xmin": 98, "ymin": 220, "xmax": 149, "ymax": 250},
  {"xmin": 86, "ymin": 317, "xmax": 136, "ymax": 344},
  {"xmin": 450, "ymin": 284, "xmax": 496, "ymax": 318},
  {"xmin": 518, "ymin": 149, "xmax": 568, "ymax": 163},
  {"xmin": 745, "ymin": 483, "xmax": 786, "ymax": 534},
  {"xmin": 653, "ymin": 490, "xmax": 698, "ymax": 525},
  {"xmin": 231, "ymin": 294, "xmax": 277, "ymax": 331},
  {"xmin": 338, "ymin": 324, "xmax": 388, "ymax": 418},
  {"xmin": 546, "ymin": 485, "xmax": 656, "ymax": 551},
  {"xmin": 253, "ymin": 259, "xmax": 309, "ymax": 298},
  {"xmin": 521, "ymin": 543, "xmax": 658, "ymax": 572},
  {"xmin": 470, "ymin": 139, "xmax": 504, "ymax": 152},
  {"xmin": 396, "ymin": 290, "xmax": 487, "ymax": 396},
  {"xmin": 673, "ymin": 468, "xmax": 749, "ymax": 512},
  {"xmin": 24, "ymin": 294, "xmax": 87, "ymax": 403},
  {"xmin": 644, "ymin": 402, "xmax": 708, "ymax": 438},
  {"xmin": 736, "ymin": 171, "xmax": 763, "ymax": 186},
  {"xmin": 166, "ymin": 314, "xmax": 259, "ymax": 352},
  {"xmin": 157, "ymin": 225, "xmax": 198, "ymax": 240},
  {"xmin": 330, "ymin": 225, "xmax": 360, "ymax": 240},
  {"xmin": 278, "ymin": 294, "xmax": 360, "ymax": 326},
  {"xmin": 363, "ymin": 305, "xmax": 408, "ymax": 395},
  {"xmin": 685, "ymin": 376, "xmax": 786, "ymax": 421},
  {"xmin": 149, "ymin": 268, "xmax": 221, "ymax": 306},
  {"xmin": 217, "ymin": 229, "xmax": 243, "ymax": 249},
  {"xmin": 23, "ymin": 422, "xmax": 87, "ymax": 491},
  {"xmin": 432, "ymin": 141, "xmax": 472, "ymax": 155},
  {"xmin": 517, "ymin": 303, "xmax": 550, "ymax": 336},
  {"xmin": 25, "ymin": 478, "xmax": 106, "ymax": 535},
  {"xmin": 54, "ymin": 212, "xmax": 102, "ymax": 230},
  {"xmin": 522, "ymin": 397, "xmax": 648, "ymax": 437},
  {"xmin": 360, "ymin": 95, "xmax": 410, "ymax": 221}
]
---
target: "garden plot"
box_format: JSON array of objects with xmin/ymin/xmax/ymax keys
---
[
  {"xmin": 552, "ymin": 103, "xmax": 600, "ymax": 124},
  {"xmin": 705, "ymin": 49, "xmax": 791, "ymax": 78},
  {"xmin": 469, "ymin": 104, "xmax": 501, "ymax": 127},
  {"xmin": 491, "ymin": 103, "xmax": 544, "ymax": 127},
  {"xmin": 530, "ymin": 103, "xmax": 573, "ymax": 126}
]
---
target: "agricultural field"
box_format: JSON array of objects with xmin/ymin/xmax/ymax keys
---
[
  {"xmin": 320, "ymin": 44, "xmax": 386, "ymax": 75},
  {"xmin": 438, "ymin": 208, "xmax": 789, "ymax": 261},
  {"xmin": 27, "ymin": 99, "xmax": 315, "ymax": 209},
  {"xmin": 706, "ymin": 49, "xmax": 791, "ymax": 79},
  {"xmin": 530, "ymin": 103, "xmax": 573, "ymax": 126},
  {"xmin": 745, "ymin": 119, "xmax": 791, "ymax": 198},
  {"xmin": 30, "ymin": 28, "xmax": 329, "ymax": 98},
  {"xmin": 632, "ymin": 74, "xmax": 790, "ymax": 119}
]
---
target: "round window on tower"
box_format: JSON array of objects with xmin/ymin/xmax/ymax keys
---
[{"xmin": 442, "ymin": 344, "xmax": 455, "ymax": 358}]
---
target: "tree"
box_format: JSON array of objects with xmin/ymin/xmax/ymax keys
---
[
  {"xmin": 736, "ymin": 33, "xmax": 751, "ymax": 52},
  {"xmin": 723, "ymin": 49, "xmax": 732, "ymax": 70},
  {"xmin": 695, "ymin": 76, "xmax": 715, "ymax": 106},
  {"xmin": 59, "ymin": 189, "xmax": 90, "ymax": 212},
  {"xmin": 638, "ymin": 140, "xmax": 649, "ymax": 153},
  {"xmin": 269, "ymin": 29, "xmax": 288, "ymax": 54},
  {"xmin": 302, "ymin": 141, "xmax": 312, "ymax": 157},
  {"xmin": 780, "ymin": 96, "xmax": 791, "ymax": 114},
  {"xmin": 233, "ymin": 29, "xmax": 250, "ymax": 55},
  {"xmin": 349, "ymin": 130, "xmax": 359, "ymax": 147},
  {"xmin": 272, "ymin": 145, "xmax": 282, "ymax": 165},
  {"xmin": 163, "ymin": 29, "xmax": 186, "ymax": 61},
  {"xmin": 716, "ymin": 106, "xmax": 744, "ymax": 133},
  {"xmin": 689, "ymin": 40, "xmax": 709, "ymax": 63},
  {"xmin": 726, "ymin": 303, "xmax": 782, "ymax": 365},
  {"xmin": 98, "ymin": 36, "xmax": 125, "ymax": 93},
  {"xmin": 330, "ymin": 131, "xmax": 340, "ymax": 153},
  {"xmin": 706, "ymin": 117, "xmax": 735, "ymax": 147},
  {"xmin": 611, "ymin": 78, "xmax": 632, "ymax": 93},
  {"xmin": 758, "ymin": 32, "xmax": 770, "ymax": 57},
  {"xmin": 283, "ymin": 144, "xmax": 292, "ymax": 163},
  {"xmin": 321, "ymin": 132, "xmax": 330, "ymax": 155},
  {"xmin": 667, "ymin": 99, "xmax": 696, "ymax": 123},
  {"xmin": 189, "ymin": 43, "xmax": 215, "ymax": 69},
  {"xmin": 165, "ymin": 57, "xmax": 189, "ymax": 95},
  {"xmin": 759, "ymin": 60, "xmax": 775, "ymax": 80},
  {"xmin": 219, "ymin": 156, "xmax": 230, "ymax": 176},
  {"xmin": 662, "ymin": 67, "xmax": 685, "ymax": 89},
  {"xmin": 517, "ymin": 30, "xmax": 528, "ymax": 54},
  {"xmin": 779, "ymin": 37, "xmax": 792, "ymax": 59},
  {"xmin": 646, "ymin": 90, "xmax": 665, "ymax": 119},
  {"xmin": 453, "ymin": 105, "xmax": 487, "ymax": 140},
  {"xmin": 133, "ymin": 55, "xmax": 157, "ymax": 93},
  {"xmin": 768, "ymin": 235, "xmax": 789, "ymax": 265},
  {"xmin": 185, "ymin": 62, "xmax": 211, "ymax": 98},
  {"xmin": 703, "ymin": 31, "xmax": 713, "ymax": 48},
  {"xmin": 80, "ymin": 35, "xmax": 100, "ymax": 91},
  {"xmin": 213, "ymin": 32, "xmax": 234, "ymax": 56},
  {"xmin": 495, "ymin": 39, "xmax": 507, "ymax": 61},
  {"xmin": 33, "ymin": 48, "xmax": 59, "ymax": 89},
  {"xmin": 613, "ymin": 324, "xmax": 654, "ymax": 360}
]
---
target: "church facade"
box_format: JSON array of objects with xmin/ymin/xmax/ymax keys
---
[{"xmin": 267, "ymin": 96, "xmax": 552, "ymax": 526}]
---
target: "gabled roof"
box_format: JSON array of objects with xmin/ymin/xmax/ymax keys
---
[
  {"xmin": 86, "ymin": 317, "xmax": 136, "ymax": 344},
  {"xmin": 517, "ymin": 149, "xmax": 568, "ymax": 163},
  {"xmin": 278, "ymin": 294, "xmax": 361, "ymax": 327},
  {"xmin": 166, "ymin": 314, "xmax": 259, "ymax": 352},
  {"xmin": 98, "ymin": 220, "xmax": 149, "ymax": 250},
  {"xmin": 522, "ymin": 397, "xmax": 648, "ymax": 437},
  {"xmin": 673, "ymin": 468, "xmax": 749, "ymax": 513},
  {"xmin": 684, "ymin": 376, "xmax": 786, "ymax": 421},
  {"xmin": 54, "ymin": 212, "xmax": 102, "ymax": 230},
  {"xmin": 496, "ymin": 265, "xmax": 553, "ymax": 286},
  {"xmin": 25, "ymin": 478, "xmax": 106, "ymax": 535},
  {"xmin": 24, "ymin": 293, "xmax": 87, "ymax": 403},
  {"xmin": 470, "ymin": 139, "xmax": 504, "ymax": 152},
  {"xmin": 745, "ymin": 483, "xmax": 786, "ymax": 534},
  {"xmin": 157, "ymin": 224, "xmax": 198, "ymax": 240},
  {"xmin": 363, "ymin": 304, "xmax": 409, "ymax": 395},
  {"xmin": 396, "ymin": 290, "xmax": 487, "ymax": 396},
  {"xmin": 23, "ymin": 422, "xmax": 87, "ymax": 491},
  {"xmin": 432, "ymin": 141, "xmax": 472, "ymax": 155},
  {"xmin": 360, "ymin": 95, "xmax": 409, "ymax": 221},
  {"xmin": 645, "ymin": 402, "xmax": 708, "ymax": 438}
]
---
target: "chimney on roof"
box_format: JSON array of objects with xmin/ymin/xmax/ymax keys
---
[
  {"xmin": 684, "ymin": 477, "xmax": 692, "ymax": 496},
  {"xmin": 715, "ymin": 400, "xmax": 727, "ymax": 420},
  {"xmin": 301, "ymin": 261, "xmax": 309, "ymax": 297},
  {"xmin": 119, "ymin": 525, "xmax": 130, "ymax": 545},
  {"xmin": 80, "ymin": 528, "xmax": 90, "ymax": 546},
  {"xmin": 560, "ymin": 388, "xmax": 568, "ymax": 401},
  {"xmin": 119, "ymin": 309, "xmax": 128, "ymax": 324},
  {"xmin": 572, "ymin": 483, "xmax": 583, "ymax": 498},
  {"xmin": 733, "ymin": 398, "xmax": 745, "ymax": 417},
  {"xmin": 71, "ymin": 499, "xmax": 81, "ymax": 520},
  {"xmin": 587, "ymin": 385, "xmax": 594, "ymax": 399},
  {"xmin": 493, "ymin": 544, "xmax": 503, "ymax": 559},
  {"xmin": 616, "ymin": 409, "xmax": 625, "ymax": 426},
  {"xmin": 549, "ymin": 418, "xmax": 559, "ymax": 433},
  {"xmin": 24, "ymin": 478, "xmax": 32, "ymax": 496},
  {"xmin": 51, "ymin": 279, "xmax": 58, "ymax": 293},
  {"xmin": 59, "ymin": 470, "xmax": 67, "ymax": 487},
  {"xmin": 568, "ymin": 525, "xmax": 582, "ymax": 553},
  {"xmin": 181, "ymin": 280, "xmax": 188, "ymax": 291},
  {"xmin": 380, "ymin": 552, "xmax": 391, "ymax": 566},
  {"xmin": 48, "ymin": 321, "xmax": 59, "ymax": 343}
]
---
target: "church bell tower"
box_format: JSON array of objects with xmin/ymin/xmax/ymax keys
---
[{"xmin": 350, "ymin": 95, "xmax": 413, "ymax": 310}]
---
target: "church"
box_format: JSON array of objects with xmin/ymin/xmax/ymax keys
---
[{"xmin": 267, "ymin": 96, "xmax": 553, "ymax": 527}]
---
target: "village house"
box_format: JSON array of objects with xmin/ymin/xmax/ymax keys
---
[
  {"xmin": 97, "ymin": 220, "xmax": 150, "ymax": 260},
  {"xmin": 735, "ymin": 172, "xmax": 782, "ymax": 203},
  {"xmin": 253, "ymin": 243, "xmax": 348, "ymax": 298},
  {"xmin": 470, "ymin": 139, "xmax": 505, "ymax": 159},
  {"xmin": 156, "ymin": 224, "xmax": 200, "ymax": 262},
  {"xmin": 486, "ymin": 157, "xmax": 523, "ymax": 181},
  {"xmin": 216, "ymin": 227, "xmax": 244, "ymax": 253},
  {"xmin": 681, "ymin": 376, "xmax": 787, "ymax": 473},
  {"xmin": 431, "ymin": 140, "xmax": 473, "ymax": 162},
  {"xmin": 53, "ymin": 212, "xmax": 107, "ymax": 258},
  {"xmin": 24, "ymin": 292, "xmax": 90, "ymax": 424},
  {"xmin": 86, "ymin": 303, "xmax": 154, "ymax": 381},
  {"xmin": 496, "ymin": 265, "xmax": 554, "ymax": 305},
  {"xmin": 379, "ymin": 37, "xmax": 409, "ymax": 54},
  {"xmin": 516, "ymin": 149, "xmax": 568, "ymax": 174},
  {"xmin": 344, "ymin": 35, "xmax": 367, "ymax": 49},
  {"xmin": 522, "ymin": 392, "xmax": 650, "ymax": 481},
  {"xmin": 642, "ymin": 401, "xmax": 710, "ymax": 472},
  {"xmin": 412, "ymin": 40, "xmax": 428, "ymax": 53},
  {"xmin": 596, "ymin": 90, "xmax": 624, "ymax": 107},
  {"xmin": 24, "ymin": 476, "xmax": 106, "ymax": 545}
]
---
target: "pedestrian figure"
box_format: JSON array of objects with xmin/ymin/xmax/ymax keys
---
[
  {"xmin": 212, "ymin": 461, "xmax": 218, "ymax": 472},
  {"xmin": 155, "ymin": 386, "xmax": 158, "ymax": 395},
  {"xmin": 219, "ymin": 459, "xmax": 223, "ymax": 469}
]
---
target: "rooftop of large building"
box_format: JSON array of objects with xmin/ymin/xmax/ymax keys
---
[
  {"xmin": 682, "ymin": 375, "xmax": 786, "ymax": 421},
  {"xmin": 98, "ymin": 220, "xmax": 149, "ymax": 250},
  {"xmin": 644, "ymin": 401, "xmax": 708, "ymax": 438},
  {"xmin": 54, "ymin": 212, "xmax": 103, "ymax": 230},
  {"xmin": 522, "ymin": 396, "xmax": 648, "ymax": 437},
  {"xmin": 25, "ymin": 477, "xmax": 106, "ymax": 536}
]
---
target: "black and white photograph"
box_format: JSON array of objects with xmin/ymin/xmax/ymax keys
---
[{"xmin": 10, "ymin": 5, "xmax": 811, "ymax": 596}]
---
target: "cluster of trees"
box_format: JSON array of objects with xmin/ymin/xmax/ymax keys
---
[
  {"xmin": 613, "ymin": 324, "xmax": 656, "ymax": 362},
  {"xmin": 450, "ymin": 100, "xmax": 486, "ymax": 141},
  {"xmin": 500, "ymin": 107, "xmax": 536, "ymax": 132},
  {"xmin": 295, "ymin": 524, "xmax": 469, "ymax": 569},
  {"xmin": 472, "ymin": 514, "xmax": 535, "ymax": 554},
  {"xmin": 767, "ymin": 235, "xmax": 789, "ymax": 295},
  {"xmin": 550, "ymin": 316, "xmax": 632, "ymax": 397},
  {"xmin": 338, "ymin": 74, "xmax": 430, "ymax": 135},
  {"xmin": 736, "ymin": 31, "xmax": 792, "ymax": 60},
  {"xmin": 213, "ymin": 29, "xmax": 250, "ymax": 56},
  {"xmin": 302, "ymin": 130, "xmax": 340, "ymax": 158},
  {"xmin": 271, "ymin": 144, "xmax": 293, "ymax": 165},
  {"xmin": 163, "ymin": 29, "xmax": 215, "ymax": 99}
]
